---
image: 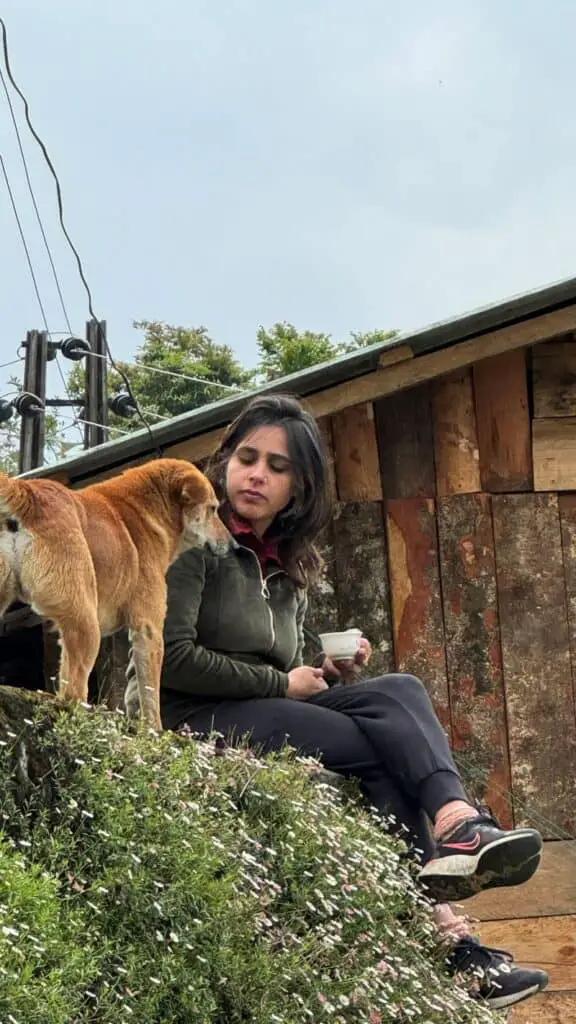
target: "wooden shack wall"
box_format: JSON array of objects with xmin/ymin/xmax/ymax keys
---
[
  {"xmin": 305, "ymin": 338, "xmax": 576, "ymax": 1020},
  {"xmin": 304, "ymin": 337, "xmax": 576, "ymax": 841}
]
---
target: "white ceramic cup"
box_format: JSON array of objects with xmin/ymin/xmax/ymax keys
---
[{"xmin": 319, "ymin": 628, "xmax": 362, "ymax": 660}]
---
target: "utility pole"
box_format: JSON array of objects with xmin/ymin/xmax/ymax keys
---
[
  {"xmin": 84, "ymin": 319, "xmax": 109, "ymax": 448},
  {"xmin": 18, "ymin": 329, "xmax": 49, "ymax": 474}
]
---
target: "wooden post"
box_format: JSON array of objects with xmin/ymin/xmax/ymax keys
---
[
  {"xmin": 19, "ymin": 330, "xmax": 48, "ymax": 474},
  {"xmin": 84, "ymin": 319, "xmax": 109, "ymax": 448}
]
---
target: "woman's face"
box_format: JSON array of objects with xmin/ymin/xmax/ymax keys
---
[{"xmin": 225, "ymin": 424, "xmax": 294, "ymax": 536}]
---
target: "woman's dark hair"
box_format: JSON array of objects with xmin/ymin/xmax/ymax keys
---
[{"xmin": 206, "ymin": 394, "xmax": 333, "ymax": 584}]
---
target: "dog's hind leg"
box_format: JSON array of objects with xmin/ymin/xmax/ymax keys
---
[{"xmin": 19, "ymin": 532, "xmax": 101, "ymax": 706}]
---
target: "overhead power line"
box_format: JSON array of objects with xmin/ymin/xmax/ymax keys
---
[{"xmin": 0, "ymin": 15, "xmax": 160, "ymax": 456}]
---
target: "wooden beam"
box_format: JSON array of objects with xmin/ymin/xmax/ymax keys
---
[
  {"xmin": 375, "ymin": 385, "xmax": 436, "ymax": 499},
  {"xmin": 385, "ymin": 497, "xmax": 451, "ymax": 734},
  {"xmin": 533, "ymin": 337, "xmax": 576, "ymax": 418},
  {"xmin": 377, "ymin": 343, "xmax": 414, "ymax": 368},
  {"xmin": 437, "ymin": 493, "xmax": 512, "ymax": 826},
  {"xmin": 473, "ymin": 349, "xmax": 532, "ymax": 492},
  {"xmin": 533, "ymin": 418, "xmax": 576, "ymax": 491},
  {"xmin": 465, "ymin": 840, "xmax": 576, "ymax": 921},
  {"xmin": 332, "ymin": 402, "xmax": 382, "ymax": 501},
  {"xmin": 305, "ymin": 303, "xmax": 576, "ymax": 420},
  {"xmin": 492, "ymin": 493, "xmax": 576, "ymax": 836},
  {"xmin": 67, "ymin": 304, "xmax": 576, "ymax": 488},
  {"xmin": 478, "ymin": 915, "xmax": 576, "ymax": 994},
  {"xmin": 432, "ymin": 369, "xmax": 480, "ymax": 495}
]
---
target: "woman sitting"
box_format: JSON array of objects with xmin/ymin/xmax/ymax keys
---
[{"xmin": 128, "ymin": 393, "xmax": 549, "ymax": 1012}]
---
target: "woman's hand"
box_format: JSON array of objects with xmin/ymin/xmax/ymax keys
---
[
  {"xmin": 324, "ymin": 636, "xmax": 373, "ymax": 683},
  {"xmin": 287, "ymin": 666, "xmax": 329, "ymax": 700}
]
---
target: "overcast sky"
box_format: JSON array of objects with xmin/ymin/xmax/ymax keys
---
[{"xmin": 2, "ymin": 0, "xmax": 576, "ymax": 435}]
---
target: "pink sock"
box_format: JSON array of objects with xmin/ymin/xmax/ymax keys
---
[
  {"xmin": 433, "ymin": 904, "xmax": 476, "ymax": 942},
  {"xmin": 433, "ymin": 801, "xmax": 480, "ymax": 841}
]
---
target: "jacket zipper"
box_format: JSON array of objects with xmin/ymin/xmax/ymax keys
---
[{"xmin": 240, "ymin": 546, "xmax": 284, "ymax": 651}]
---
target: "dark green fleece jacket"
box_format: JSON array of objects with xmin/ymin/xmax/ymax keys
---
[{"xmin": 158, "ymin": 541, "xmax": 307, "ymax": 728}]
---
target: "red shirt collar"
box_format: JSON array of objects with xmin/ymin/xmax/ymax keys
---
[{"xmin": 226, "ymin": 511, "xmax": 281, "ymax": 571}]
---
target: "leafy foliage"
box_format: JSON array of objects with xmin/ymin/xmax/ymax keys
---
[
  {"xmin": 0, "ymin": 704, "xmax": 496, "ymax": 1023},
  {"xmin": 1, "ymin": 320, "xmax": 399, "ymax": 466},
  {"xmin": 256, "ymin": 323, "xmax": 399, "ymax": 381}
]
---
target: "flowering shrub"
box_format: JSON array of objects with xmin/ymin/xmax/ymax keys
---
[{"xmin": 0, "ymin": 704, "xmax": 497, "ymax": 1023}]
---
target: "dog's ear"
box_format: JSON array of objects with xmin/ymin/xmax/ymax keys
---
[{"xmin": 171, "ymin": 464, "xmax": 215, "ymax": 510}]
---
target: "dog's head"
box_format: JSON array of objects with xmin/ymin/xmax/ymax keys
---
[{"xmin": 151, "ymin": 458, "xmax": 231, "ymax": 555}]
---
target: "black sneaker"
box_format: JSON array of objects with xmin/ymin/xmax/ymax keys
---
[
  {"xmin": 448, "ymin": 936, "xmax": 549, "ymax": 1009},
  {"xmin": 418, "ymin": 810, "xmax": 542, "ymax": 901}
]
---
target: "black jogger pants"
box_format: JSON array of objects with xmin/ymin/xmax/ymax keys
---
[{"xmin": 177, "ymin": 673, "xmax": 468, "ymax": 864}]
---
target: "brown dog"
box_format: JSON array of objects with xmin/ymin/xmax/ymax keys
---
[{"xmin": 0, "ymin": 458, "xmax": 230, "ymax": 730}]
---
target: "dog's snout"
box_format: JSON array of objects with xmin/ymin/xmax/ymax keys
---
[{"xmin": 207, "ymin": 518, "xmax": 232, "ymax": 555}]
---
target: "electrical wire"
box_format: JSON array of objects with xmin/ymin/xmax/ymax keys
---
[
  {"xmin": 1, "ymin": 150, "xmax": 83, "ymax": 444},
  {"xmin": 1, "ymin": 152, "xmax": 50, "ymax": 331},
  {"xmin": 0, "ymin": 61, "xmax": 72, "ymax": 334},
  {"xmin": 0, "ymin": 357, "xmax": 24, "ymax": 372},
  {"xmin": 1, "ymin": 47, "xmax": 84, "ymax": 446},
  {"xmin": 58, "ymin": 413, "xmax": 132, "ymax": 437},
  {"xmin": 82, "ymin": 346, "xmax": 243, "ymax": 393},
  {"xmin": 0, "ymin": 15, "xmax": 161, "ymax": 456}
]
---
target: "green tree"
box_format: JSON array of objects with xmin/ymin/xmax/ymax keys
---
[
  {"xmin": 64, "ymin": 320, "xmax": 400, "ymax": 439},
  {"xmin": 256, "ymin": 322, "xmax": 399, "ymax": 381}
]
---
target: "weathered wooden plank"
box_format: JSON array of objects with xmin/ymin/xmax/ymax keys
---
[
  {"xmin": 473, "ymin": 348, "xmax": 532, "ymax": 492},
  {"xmin": 533, "ymin": 338, "xmax": 576, "ymax": 418},
  {"xmin": 511, "ymin": 994, "xmax": 576, "ymax": 1024},
  {"xmin": 437, "ymin": 493, "xmax": 512, "ymax": 826},
  {"xmin": 302, "ymin": 522, "xmax": 339, "ymax": 665},
  {"xmin": 332, "ymin": 501, "xmax": 394, "ymax": 676},
  {"xmin": 533, "ymin": 418, "xmax": 576, "ymax": 491},
  {"xmin": 465, "ymin": 841, "xmax": 576, "ymax": 921},
  {"xmin": 478, "ymin": 916, "xmax": 576, "ymax": 994},
  {"xmin": 374, "ymin": 385, "xmax": 436, "ymax": 499},
  {"xmin": 492, "ymin": 494, "xmax": 576, "ymax": 835},
  {"xmin": 331, "ymin": 402, "xmax": 382, "ymax": 501},
  {"xmin": 432, "ymin": 368, "xmax": 480, "ymax": 495},
  {"xmin": 385, "ymin": 497, "xmax": 451, "ymax": 733},
  {"xmin": 559, "ymin": 496, "xmax": 576, "ymax": 703},
  {"xmin": 317, "ymin": 416, "xmax": 338, "ymax": 504}
]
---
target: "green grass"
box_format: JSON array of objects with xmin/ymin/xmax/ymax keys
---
[{"xmin": 0, "ymin": 704, "xmax": 498, "ymax": 1023}]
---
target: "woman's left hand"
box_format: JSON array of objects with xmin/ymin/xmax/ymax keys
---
[{"xmin": 323, "ymin": 635, "xmax": 372, "ymax": 683}]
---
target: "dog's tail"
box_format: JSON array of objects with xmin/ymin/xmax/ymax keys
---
[{"xmin": 0, "ymin": 472, "xmax": 36, "ymax": 521}]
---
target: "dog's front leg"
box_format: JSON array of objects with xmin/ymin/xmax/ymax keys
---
[{"xmin": 128, "ymin": 623, "xmax": 164, "ymax": 732}]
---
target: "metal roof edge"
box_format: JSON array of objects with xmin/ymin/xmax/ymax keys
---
[{"xmin": 21, "ymin": 272, "xmax": 576, "ymax": 481}]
